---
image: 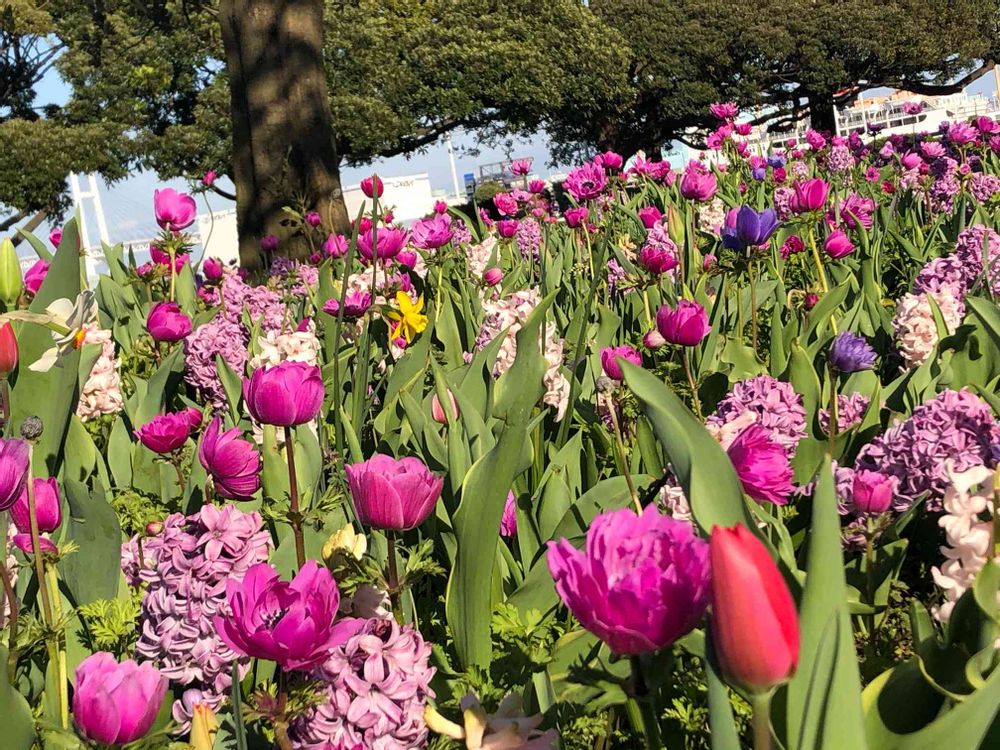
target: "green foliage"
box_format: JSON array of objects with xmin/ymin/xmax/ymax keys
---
[{"xmin": 76, "ymin": 596, "xmax": 140, "ymax": 658}]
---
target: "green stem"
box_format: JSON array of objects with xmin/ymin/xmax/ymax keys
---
[
  {"xmin": 751, "ymin": 692, "xmax": 773, "ymax": 750},
  {"xmin": 865, "ymin": 527, "xmax": 877, "ymax": 645},
  {"xmin": 749, "ymin": 261, "xmax": 758, "ymax": 351},
  {"xmin": 283, "ymin": 426, "xmax": 306, "ymax": 570},
  {"xmin": 606, "ymin": 395, "xmax": 640, "ymax": 514},
  {"xmin": 629, "ymin": 655, "xmax": 662, "ymax": 750},
  {"xmin": 0, "ymin": 552, "xmax": 18, "ymax": 685},
  {"xmin": 807, "ymin": 229, "xmax": 837, "ymax": 334},
  {"xmin": 386, "ymin": 530, "xmax": 404, "ymax": 624},
  {"xmin": 827, "ymin": 367, "xmax": 839, "ymax": 457},
  {"xmin": 25, "ymin": 452, "xmax": 52, "ymax": 627},
  {"xmin": 682, "ymin": 349, "xmax": 703, "ymax": 421},
  {"xmin": 45, "ymin": 564, "xmax": 68, "ymax": 729}
]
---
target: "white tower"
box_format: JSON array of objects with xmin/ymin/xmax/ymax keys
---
[{"xmin": 68, "ymin": 173, "xmax": 110, "ymax": 283}]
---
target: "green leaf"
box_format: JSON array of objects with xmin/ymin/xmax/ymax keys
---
[
  {"xmin": 133, "ymin": 346, "xmax": 184, "ymax": 425},
  {"xmin": 893, "ymin": 663, "xmax": 1000, "ymax": 749},
  {"xmin": 60, "ymin": 480, "xmax": 122, "ymax": 605},
  {"xmin": 621, "ymin": 361, "xmax": 753, "ymax": 533},
  {"xmin": 0, "ymin": 646, "xmax": 35, "ymax": 749},
  {"xmin": 781, "ymin": 459, "xmax": 867, "ymax": 750}
]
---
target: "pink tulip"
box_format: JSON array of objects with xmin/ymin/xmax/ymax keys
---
[
  {"xmin": 24, "ymin": 259, "xmax": 49, "ymax": 296},
  {"xmin": 656, "ymin": 300, "xmax": 710, "ymax": 346},
  {"xmin": 0, "ymin": 438, "xmax": 29, "ymax": 511},
  {"xmin": 199, "ymin": 416, "xmax": 262, "ymax": 500},
  {"xmin": 361, "ymin": 175, "xmax": 384, "ymax": 198},
  {"xmin": 345, "ymin": 453, "xmax": 444, "ymax": 531},
  {"xmin": 431, "ymin": 390, "xmax": 459, "ymax": 424},
  {"xmin": 824, "ymin": 229, "xmax": 855, "ymax": 259},
  {"xmin": 134, "ymin": 411, "xmax": 198, "ymax": 454},
  {"xmin": 146, "ymin": 301, "xmax": 192, "ymax": 343},
  {"xmin": 726, "ymin": 425, "xmax": 794, "ymax": 505},
  {"xmin": 679, "ymin": 165, "xmax": 718, "ymax": 202},
  {"xmin": 260, "ymin": 234, "xmax": 280, "ymax": 252},
  {"xmin": 49, "ymin": 227, "xmax": 63, "ymax": 247},
  {"xmin": 72, "ymin": 653, "xmax": 167, "ymax": 745},
  {"xmin": 324, "ymin": 233, "xmax": 349, "ymax": 258},
  {"xmin": 600, "ymin": 345, "xmax": 642, "ymax": 381},
  {"xmin": 153, "ymin": 188, "xmax": 197, "ymax": 232},
  {"xmin": 244, "ymin": 361, "xmax": 325, "ymax": 427},
  {"xmin": 710, "ymin": 524, "xmax": 799, "ymax": 693},
  {"xmin": 10, "ymin": 477, "xmax": 61, "ymax": 534},
  {"xmin": 497, "ymin": 219, "xmax": 519, "ymax": 239},
  {"xmin": 202, "ymin": 257, "xmax": 224, "ymax": 280},
  {"xmin": 356, "ymin": 227, "xmax": 408, "ymax": 261},
  {"xmin": 564, "ymin": 207, "xmax": 588, "ymax": 228},
  {"xmin": 411, "ymin": 213, "xmax": 453, "ymax": 249},
  {"xmin": 789, "ymin": 178, "xmax": 829, "ymax": 213},
  {"xmin": 851, "ymin": 470, "xmax": 896, "ymax": 515},
  {"xmin": 638, "ymin": 206, "xmax": 663, "ymax": 228},
  {"xmin": 483, "ymin": 267, "xmax": 503, "ymax": 287}
]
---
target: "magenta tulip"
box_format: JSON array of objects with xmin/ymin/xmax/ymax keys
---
[
  {"xmin": 679, "ymin": 165, "xmax": 718, "ymax": 202},
  {"xmin": 0, "ymin": 438, "xmax": 29, "ymax": 511},
  {"xmin": 198, "ymin": 416, "xmax": 262, "ymax": 499},
  {"xmin": 134, "ymin": 412, "xmax": 197, "ymax": 454},
  {"xmin": 600, "ymin": 345, "xmax": 642, "ymax": 381},
  {"xmin": 410, "ymin": 213, "xmax": 453, "ymax": 249},
  {"xmin": 638, "ymin": 206, "xmax": 663, "ymax": 228},
  {"xmin": 639, "ymin": 244, "xmax": 678, "ymax": 275},
  {"xmin": 244, "ymin": 361, "xmax": 324, "ymax": 427},
  {"xmin": 214, "ymin": 561, "xmax": 356, "ymax": 671},
  {"xmin": 49, "ymin": 227, "xmax": 63, "ymax": 247},
  {"xmin": 153, "ymin": 188, "xmax": 197, "ymax": 232},
  {"xmin": 260, "ymin": 234, "xmax": 280, "ymax": 252},
  {"xmin": 202, "ymin": 257, "xmax": 224, "ymax": 280},
  {"xmin": 710, "ymin": 524, "xmax": 799, "ymax": 693},
  {"xmin": 851, "ymin": 470, "xmax": 896, "ymax": 515},
  {"xmin": 564, "ymin": 207, "xmax": 589, "ymax": 228},
  {"xmin": 483, "ymin": 267, "xmax": 503, "ymax": 286},
  {"xmin": 73, "ymin": 652, "xmax": 168, "ymax": 746},
  {"xmin": 547, "ymin": 505, "xmax": 710, "ymax": 654},
  {"xmin": 324, "ymin": 233, "xmax": 349, "ymax": 258},
  {"xmin": 824, "ymin": 229, "xmax": 855, "ymax": 259},
  {"xmin": 656, "ymin": 300, "xmax": 710, "ymax": 346},
  {"xmin": 497, "ymin": 219, "xmax": 519, "ymax": 239},
  {"xmin": 10, "ymin": 477, "xmax": 61, "ymax": 533},
  {"xmin": 146, "ymin": 301, "xmax": 192, "ymax": 343},
  {"xmin": 345, "ymin": 453, "xmax": 444, "ymax": 531},
  {"xmin": 726, "ymin": 425, "xmax": 794, "ymax": 505},
  {"xmin": 356, "ymin": 226, "xmax": 408, "ymax": 261},
  {"xmin": 24, "ymin": 259, "xmax": 49, "ymax": 296},
  {"xmin": 789, "ymin": 178, "xmax": 829, "ymax": 213},
  {"xmin": 361, "ymin": 175, "xmax": 384, "ymax": 198}
]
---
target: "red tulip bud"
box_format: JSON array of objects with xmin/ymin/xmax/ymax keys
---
[{"xmin": 0, "ymin": 322, "xmax": 18, "ymax": 376}]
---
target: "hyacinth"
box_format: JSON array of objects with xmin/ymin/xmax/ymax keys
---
[
  {"xmin": 854, "ymin": 388, "xmax": 1000, "ymax": 512},
  {"xmin": 465, "ymin": 236, "xmax": 496, "ymax": 280},
  {"xmin": 819, "ymin": 392, "xmax": 871, "ymax": 433},
  {"xmin": 123, "ymin": 504, "xmax": 271, "ymax": 728},
  {"xmin": 515, "ymin": 217, "xmax": 542, "ymax": 260},
  {"xmin": 892, "ymin": 287, "xmax": 963, "ymax": 370},
  {"xmin": 969, "ymin": 172, "xmax": 1000, "ymax": 203},
  {"xmin": 826, "ymin": 144, "xmax": 855, "ymax": 173},
  {"xmin": 930, "ymin": 464, "xmax": 998, "ymax": 626},
  {"xmin": 270, "ymin": 259, "xmax": 320, "ymax": 297},
  {"xmin": 185, "ymin": 317, "xmax": 249, "ymax": 410},
  {"xmin": 706, "ymin": 375, "xmax": 807, "ymax": 456},
  {"xmin": 697, "ymin": 197, "xmax": 727, "ymax": 234},
  {"xmin": 289, "ymin": 616, "xmax": 435, "ymax": 750},
  {"xmin": 219, "ymin": 274, "xmax": 286, "ymax": 333},
  {"xmin": 473, "ymin": 289, "xmax": 570, "ymax": 420},
  {"xmin": 75, "ymin": 323, "xmax": 124, "ymax": 421},
  {"xmin": 249, "ymin": 327, "xmax": 321, "ymax": 370},
  {"xmin": 954, "ymin": 224, "xmax": 1000, "ymax": 296},
  {"xmin": 773, "ymin": 186, "xmax": 794, "ymax": 220},
  {"xmin": 606, "ymin": 259, "xmax": 627, "ymax": 294}
]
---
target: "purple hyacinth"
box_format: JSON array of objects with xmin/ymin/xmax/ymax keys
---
[
  {"xmin": 123, "ymin": 505, "xmax": 271, "ymax": 729},
  {"xmin": 706, "ymin": 375, "xmax": 807, "ymax": 456},
  {"xmin": 219, "ymin": 274, "xmax": 286, "ymax": 333},
  {"xmin": 289, "ymin": 617, "xmax": 435, "ymax": 749},
  {"xmin": 914, "ymin": 224, "xmax": 1000, "ymax": 301},
  {"xmin": 184, "ymin": 318, "xmax": 249, "ymax": 410},
  {"xmin": 515, "ymin": 217, "xmax": 542, "ymax": 260},
  {"xmin": 969, "ymin": 172, "xmax": 1000, "ymax": 203},
  {"xmin": 820, "ymin": 392, "xmax": 871, "ymax": 433},
  {"xmin": 853, "ymin": 389, "xmax": 1000, "ymax": 512},
  {"xmin": 828, "ymin": 332, "xmax": 877, "ymax": 373}
]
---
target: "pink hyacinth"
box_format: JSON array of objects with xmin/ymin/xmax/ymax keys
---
[{"xmin": 547, "ymin": 505, "xmax": 710, "ymax": 654}]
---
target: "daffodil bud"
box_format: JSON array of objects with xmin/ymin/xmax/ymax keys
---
[{"xmin": 189, "ymin": 701, "xmax": 219, "ymax": 750}]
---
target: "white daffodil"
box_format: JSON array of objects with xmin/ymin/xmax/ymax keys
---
[
  {"xmin": 3, "ymin": 291, "xmax": 98, "ymax": 372},
  {"xmin": 425, "ymin": 693, "xmax": 558, "ymax": 749}
]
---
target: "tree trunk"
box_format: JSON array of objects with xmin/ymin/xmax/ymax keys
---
[
  {"xmin": 219, "ymin": 0, "xmax": 350, "ymax": 270},
  {"xmin": 807, "ymin": 92, "xmax": 838, "ymax": 134}
]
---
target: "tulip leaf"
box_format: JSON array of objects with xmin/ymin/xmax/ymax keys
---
[
  {"xmin": 621, "ymin": 360, "xmax": 753, "ymax": 534},
  {"xmin": 780, "ymin": 458, "xmax": 867, "ymax": 750},
  {"xmin": 705, "ymin": 628, "xmax": 741, "ymax": 750},
  {"xmin": 215, "ymin": 353, "xmax": 244, "ymax": 420},
  {"xmin": 60, "ymin": 480, "xmax": 122, "ymax": 605},
  {"xmin": 0, "ymin": 646, "xmax": 36, "ymax": 749},
  {"xmin": 134, "ymin": 346, "xmax": 185, "ymax": 425}
]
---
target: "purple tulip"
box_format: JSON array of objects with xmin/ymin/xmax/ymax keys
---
[
  {"xmin": 153, "ymin": 188, "xmax": 197, "ymax": 232},
  {"xmin": 410, "ymin": 213, "xmax": 453, "ymax": 249},
  {"xmin": 0, "ymin": 438, "xmax": 29, "ymax": 511},
  {"xmin": 356, "ymin": 226, "xmax": 408, "ymax": 261},
  {"xmin": 722, "ymin": 206, "xmax": 780, "ymax": 250},
  {"xmin": 244, "ymin": 361, "xmax": 325, "ymax": 427},
  {"xmin": 146, "ymin": 301, "xmax": 192, "ymax": 343},
  {"xmin": 824, "ymin": 229, "xmax": 855, "ymax": 259},
  {"xmin": 345, "ymin": 453, "xmax": 444, "ymax": 531},
  {"xmin": 202, "ymin": 257, "xmax": 224, "ymax": 281},
  {"xmin": 656, "ymin": 300, "xmax": 710, "ymax": 346},
  {"xmin": 134, "ymin": 412, "xmax": 198, "ymax": 454},
  {"xmin": 547, "ymin": 505, "xmax": 711, "ymax": 654},
  {"xmin": 323, "ymin": 291, "xmax": 372, "ymax": 319},
  {"xmin": 10, "ymin": 477, "xmax": 61, "ymax": 534},
  {"xmin": 24, "ymin": 259, "xmax": 49, "ymax": 296},
  {"xmin": 198, "ymin": 416, "xmax": 262, "ymax": 500},
  {"xmin": 214, "ymin": 561, "xmax": 358, "ymax": 671},
  {"xmin": 829, "ymin": 331, "xmax": 877, "ymax": 373},
  {"xmin": 600, "ymin": 345, "xmax": 642, "ymax": 381},
  {"xmin": 727, "ymin": 425, "xmax": 794, "ymax": 505},
  {"xmin": 637, "ymin": 206, "xmax": 663, "ymax": 228},
  {"xmin": 679, "ymin": 165, "xmax": 718, "ymax": 202},
  {"xmin": 851, "ymin": 470, "xmax": 896, "ymax": 515},
  {"xmin": 72, "ymin": 652, "xmax": 167, "ymax": 746}
]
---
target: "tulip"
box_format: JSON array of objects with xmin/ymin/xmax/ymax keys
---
[
  {"xmin": 563, "ymin": 207, "xmax": 588, "ymax": 228},
  {"xmin": 434, "ymin": 200, "xmax": 449, "ymax": 214},
  {"xmin": 411, "ymin": 213, "xmax": 453, "ymax": 249},
  {"xmin": 483, "ymin": 268, "xmax": 503, "ymax": 287},
  {"xmin": 679, "ymin": 165, "xmax": 718, "ymax": 202},
  {"xmin": 134, "ymin": 411, "xmax": 198, "ymax": 454},
  {"xmin": 496, "ymin": 219, "xmax": 519, "ymax": 239},
  {"xmin": 563, "ymin": 161, "xmax": 607, "ymax": 202},
  {"xmin": 150, "ymin": 247, "xmax": 188, "ymax": 273},
  {"xmin": 10, "ymin": 477, "xmax": 61, "ymax": 533},
  {"xmin": 852, "ymin": 470, "xmax": 896, "ymax": 515},
  {"xmin": 548, "ymin": 506, "xmax": 710, "ymax": 654},
  {"xmin": 709, "ymin": 101, "xmax": 739, "ymax": 120},
  {"xmin": 214, "ymin": 561, "xmax": 358, "ymax": 671},
  {"xmin": 304, "ymin": 210, "xmax": 322, "ymax": 227},
  {"xmin": 324, "ymin": 233, "xmax": 349, "ymax": 258},
  {"xmin": 656, "ymin": 300, "xmax": 710, "ymax": 347},
  {"xmin": 146, "ymin": 301, "xmax": 192, "ymax": 343},
  {"xmin": 709, "ymin": 524, "xmax": 799, "ymax": 693},
  {"xmin": 346, "ymin": 453, "xmax": 444, "ymax": 531},
  {"xmin": 49, "ymin": 227, "xmax": 63, "ymax": 247},
  {"xmin": 0, "ymin": 238, "xmax": 23, "ymax": 305},
  {"xmin": 824, "ymin": 229, "xmax": 854, "ymax": 259},
  {"xmin": 637, "ymin": 206, "xmax": 663, "ymax": 228},
  {"xmin": 600, "ymin": 345, "xmax": 642, "ymax": 381},
  {"xmin": 900, "ymin": 151, "xmax": 922, "ymax": 170},
  {"xmin": 597, "ymin": 150, "xmax": 624, "ymax": 171},
  {"xmin": 639, "ymin": 244, "xmax": 678, "ymax": 275},
  {"xmin": 198, "ymin": 416, "xmax": 262, "ymax": 500},
  {"xmin": 726, "ymin": 425, "xmax": 794, "ymax": 505},
  {"xmin": 323, "ymin": 290, "xmax": 372, "ymax": 319},
  {"xmin": 13, "ymin": 533, "xmax": 55, "ymax": 554},
  {"xmin": 244, "ymin": 361, "xmax": 324, "ymax": 427},
  {"xmin": 153, "ymin": 188, "xmax": 197, "ymax": 232},
  {"xmin": 189, "ymin": 701, "xmax": 219, "ymax": 750},
  {"xmin": 528, "ymin": 179, "xmax": 546, "ymax": 194},
  {"xmin": 356, "ymin": 226, "xmax": 408, "ymax": 260},
  {"xmin": 260, "ymin": 234, "xmax": 280, "ymax": 252},
  {"xmin": 0, "ymin": 322, "xmax": 18, "ymax": 376},
  {"xmin": 202, "ymin": 257, "xmax": 224, "ymax": 281},
  {"xmin": 510, "ymin": 158, "xmax": 533, "ymax": 176},
  {"xmin": 500, "ymin": 492, "xmax": 518, "ymax": 538},
  {"xmin": 493, "ymin": 192, "xmax": 518, "ymax": 216},
  {"xmin": 202, "ymin": 170, "xmax": 217, "ymax": 187},
  {"xmin": 828, "ymin": 331, "xmax": 876, "ymax": 373},
  {"xmin": 431, "ymin": 390, "xmax": 459, "ymax": 424},
  {"xmin": 361, "ymin": 175, "xmax": 384, "ymax": 198},
  {"xmin": 72, "ymin": 652, "xmax": 168, "ymax": 746},
  {"xmin": 643, "ymin": 328, "xmax": 666, "ymax": 349},
  {"xmin": 789, "ymin": 178, "xmax": 829, "ymax": 214},
  {"xmin": 722, "ymin": 206, "xmax": 780, "ymax": 251},
  {"xmin": 0, "ymin": 438, "xmax": 30, "ymax": 511},
  {"xmin": 24, "ymin": 259, "xmax": 49, "ymax": 296}
]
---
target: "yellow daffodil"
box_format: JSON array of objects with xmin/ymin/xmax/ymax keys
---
[{"xmin": 386, "ymin": 292, "xmax": 427, "ymax": 343}]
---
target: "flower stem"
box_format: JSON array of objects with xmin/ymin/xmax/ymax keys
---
[
  {"xmin": 807, "ymin": 229, "xmax": 837, "ymax": 334},
  {"xmin": 168, "ymin": 248, "xmax": 177, "ymax": 302},
  {"xmin": 751, "ymin": 692, "xmax": 773, "ymax": 750},
  {"xmin": 25, "ymin": 453, "xmax": 53, "ymax": 627},
  {"xmin": 0, "ymin": 552, "xmax": 19, "ymax": 684},
  {"xmin": 283, "ymin": 426, "xmax": 306, "ymax": 570},
  {"xmin": 827, "ymin": 367, "xmax": 839, "ymax": 457},
  {"xmin": 865, "ymin": 525, "xmax": 877, "ymax": 646},
  {"xmin": 682, "ymin": 349, "xmax": 703, "ymax": 420},
  {"xmin": 386, "ymin": 530, "xmax": 404, "ymax": 624},
  {"xmin": 629, "ymin": 655, "xmax": 662, "ymax": 750},
  {"xmin": 606, "ymin": 395, "xmax": 640, "ymax": 513},
  {"xmin": 0, "ymin": 377, "xmax": 10, "ymax": 437},
  {"xmin": 45, "ymin": 563, "xmax": 68, "ymax": 729},
  {"xmin": 749, "ymin": 262, "xmax": 759, "ymax": 351},
  {"xmin": 273, "ymin": 670, "xmax": 294, "ymax": 750}
]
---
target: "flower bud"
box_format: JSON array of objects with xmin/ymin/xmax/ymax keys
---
[
  {"xmin": 20, "ymin": 416, "xmax": 43, "ymax": 441},
  {"xmin": 851, "ymin": 470, "xmax": 896, "ymax": 515},
  {"xmin": 0, "ymin": 322, "xmax": 18, "ymax": 376},
  {"xmin": 189, "ymin": 701, "xmax": 219, "ymax": 750},
  {"xmin": 431, "ymin": 390, "xmax": 459, "ymax": 424},
  {"xmin": 0, "ymin": 238, "xmax": 23, "ymax": 306},
  {"xmin": 322, "ymin": 523, "xmax": 368, "ymax": 563}
]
